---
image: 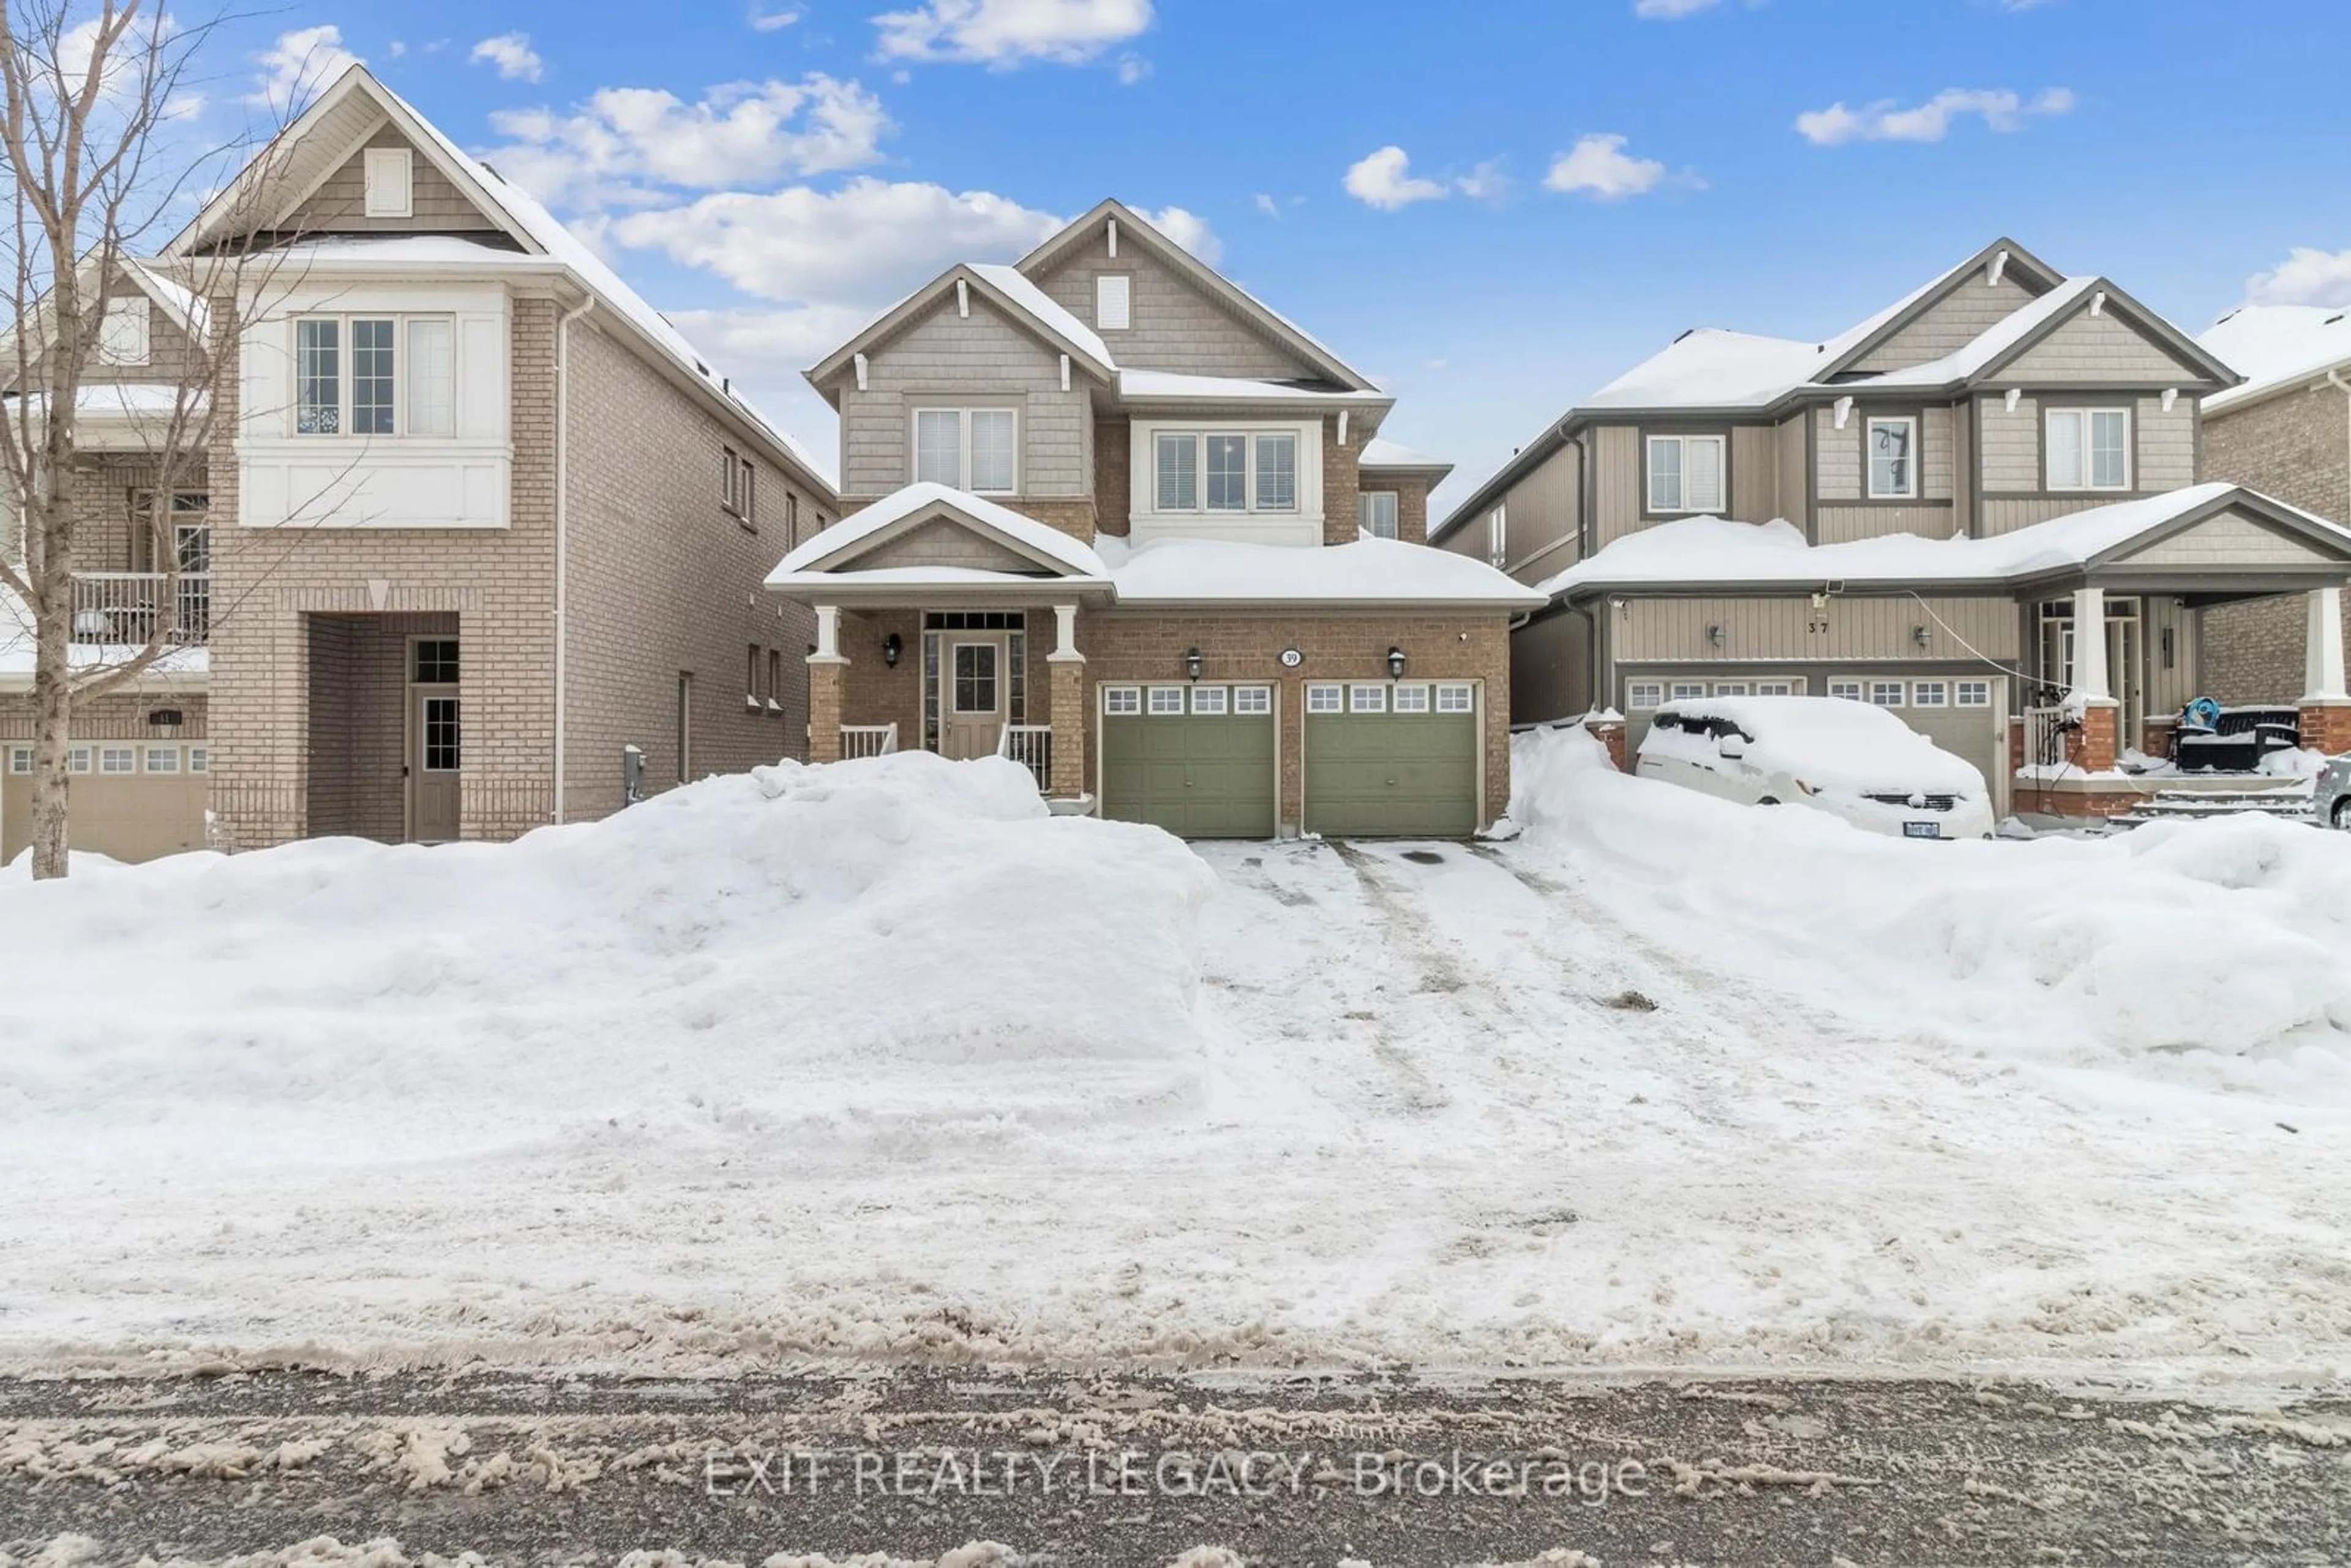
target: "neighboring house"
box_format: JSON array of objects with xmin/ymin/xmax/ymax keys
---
[
  {"xmin": 769, "ymin": 201, "xmax": 1540, "ymax": 838},
  {"xmin": 1434, "ymin": 238, "xmax": 2351, "ymax": 818},
  {"xmin": 1, "ymin": 65, "xmax": 838, "ymax": 864},
  {"xmin": 2194, "ymin": 304, "xmax": 2351, "ymax": 702}
]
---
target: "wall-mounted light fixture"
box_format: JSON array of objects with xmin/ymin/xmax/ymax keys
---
[
  {"xmin": 147, "ymin": 708, "xmax": 184, "ymax": 733},
  {"xmin": 1184, "ymin": 647, "xmax": 1203, "ymax": 681},
  {"xmin": 1706, "ymin": 624, "xmax": 1725, "ymax": 648},
  {"xmin": 882, "ymin": 633, "xmax": 902, "ymax": 668},
  {"xmin": 1387, "ymin": 645, "xmax": 1406, "ymax": 680},
  {"xmin": 1911, "ymin": 624, "xmax": 1931, "ymax": 648}
]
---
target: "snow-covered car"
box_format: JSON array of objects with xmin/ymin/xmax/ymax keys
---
[
  {"xmin": 2315, "ymin": 754, "xmax": 2351, "ymax": 830},
  {"xmin": 1635, "ymin": 695, "xmax": 1997, "ymax": 841}
]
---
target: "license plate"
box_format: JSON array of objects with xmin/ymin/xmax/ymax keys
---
[{"xmin": 1903, "ymin": 821, "xmax": 1942, "ymax": 839}]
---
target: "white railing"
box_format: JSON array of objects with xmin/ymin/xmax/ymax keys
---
[
  {"xmin": 2024, "ymin": 706, "xmax": 2070, "ymax": 768},
  {"xmin": 839, "ymin": 722, "xmax": 899, "ymax": 760},
  {"xmin": 997, "ymin": 723, "xmax": 1052, "ymax": 790},
  {"xmin": 69, "ymin": 572, "xmax": 211, "ymax": 647}
]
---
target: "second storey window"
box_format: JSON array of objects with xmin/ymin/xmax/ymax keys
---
[
  {"xmin": 1866, "ymin": 416, "xmax": 1917, "ymax": 500},
  {"xmin": 1646, "ymin": 433, "xmax": 1724, "ymax": 514},
  {"xmin": 1360, "ymin": 490, "xmax": 1398, "ymax": 539},
  {"xmin": 915, "ymin": 408, "xmax": 1017, "ymax": 493},
  {"xmin": 2047, "ymin": 407, "xmax": 2130, "ymax": 491},
  {"xmin": 721, "ymin": 449, "xmax": 756, "ymax": 521},
  {"xmin": 294, "ymin": 315, "xmax": 456, "ymax": 437},
  {"xmin": 1153, "ymin": 431, "xmax": 1297, "ymax": 514}
]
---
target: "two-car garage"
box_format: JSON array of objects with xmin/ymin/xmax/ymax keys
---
[{"xmin": 1098, "ymin": 680, "xmax": 1482, "ymax": 840}]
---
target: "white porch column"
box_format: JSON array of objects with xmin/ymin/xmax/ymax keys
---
[
  {"xmin": 2303, "ymin": 586, "xmax": 2349, "ymax": 702},
  {"xmin": 809, "ymin": 604, "xmax": 844, "ymax": 664},
  {"xmin": 2069, "ymin": 586, "xmax": 2110, "ymax": 700},
  {"xmin": 1049, "ymin": 602, "xmax": 1081, "ymax": 662}
]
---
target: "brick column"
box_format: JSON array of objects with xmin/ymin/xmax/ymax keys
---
[
  {"xmin": 806, "ymin": 604, "xmax": 846, "ymax": 763},
  {"xmin": 1046, "ymin": 603, "xmax": 1086, "ymax": 798},
  {"xmin": 1583, "ymin": 711, "xmax": 1628, "ymax": 771},
  {"xmin": 2069, "ymin": 702, "xmax": 2120, "ymax": 772}
]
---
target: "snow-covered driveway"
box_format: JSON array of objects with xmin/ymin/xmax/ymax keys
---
[{"xmin": 1, "ymin": 745, "xmax": 2345, "ymax": 1389}]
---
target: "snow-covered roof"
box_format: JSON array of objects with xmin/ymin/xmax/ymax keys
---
[
  {"xmin": 768, "ymin": 481, "xmax": 1109, "ymax": 583},
  {"xmin": 1116, "ymin": 369, "xmax": 1391, "ymax": 404},
  {"xmin": 1849, "ymin": 277, "xmax": 2102, "ymax": 391},
  {"xmin": 1096, "ymin": 533, "xmax": 1545, "ymax": 608},
  {"xmin": 2200, "ymin": 304, "xmax": 2351, "ymax": 414},
  {"xmin": 1540, "ymin": 482, "xmax": 2351, "ymax": 598},
  {"xmin": 1358, "ymin": 437, "xmax": 1450, "ymax": 471}
]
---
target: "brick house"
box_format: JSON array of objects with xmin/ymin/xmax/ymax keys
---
[
  {"xmin": 771, "ymin": 201, "xmax": 1542, "ymax": 837},
  {"xmin": 2, "ymin": 66, "xmax": 838, "ymax": 863},
  {"xmin": 1433, "ymin": 238, "xmax": 2351, "ymax": 818}
]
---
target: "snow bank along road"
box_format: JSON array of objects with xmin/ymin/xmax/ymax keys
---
[{"xmin": 0, "ymin": 738, "xmax": 2347, "ymax": 1388}]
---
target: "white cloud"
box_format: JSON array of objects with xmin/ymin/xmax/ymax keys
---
[
  {"xmin": 1457, "ymin": 159, "xmax": 1510, "ymax": 203},
  {"xmin": 2245, "ymin": 248, "xmax": 2351, "ymax": 309},
  {"xmin": 607, "ymin": 176, "xmax": 1063, "ymax": 305},
  {"xmin": 1134, "ymin": 204, "xmax": 1219, "ymax": 266},
  {"xmin": 1635, "ymin": 0, "xmax": 1719, "ymax": 15},
  {"xmin": 749, "ymin": 4, "xmax": 804, "ymax": 28},
  {"xmin": 1796, "ymin": 86, "xmax": 2075, "ymax": 146},
  {"xmin": 1543, "ymin": 133, "xmax": 1667, "ymax": 200},
  {"xmin": 469, "ymin": 32, "xmax": 544, "ymax": 83},
  {"xmin": 484, "ymin": 76, "xmax": 891, "ymax": 209},
  {"xmin": 248, "ymin": 24, "xmax": 359, "ymax": 113},
  {"xmin": 1115, "ymin": 53, "xmax": 1149, "ymax": 84},
  {"xmin": 874, "ymin": 0, "xmax": 1153, "ymax": 67},
  {"xmin": 1253, "ymin": 192, "xmax": 1280, "ymax": 219},
  {"xmin": 1343, "ymin": 146, "xmax": 1447, "ymax": 211}
]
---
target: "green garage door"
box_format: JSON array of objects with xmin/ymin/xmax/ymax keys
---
[
  {"xmin": 1100, "ymin": 683, "xmax": 1277, "ymax": 838},
  {"xmin": 1303, "ymin": 680, "xmax": 1479, "ymax": 838}
]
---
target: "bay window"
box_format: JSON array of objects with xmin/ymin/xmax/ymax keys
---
[
  {"xmin": 1151, "ymin": 430, "xmax": 1299, "ymax": 513},
  {"xmin": 2047, "ymin": 407, "xmax": 2130, "ymax": 491},
  {"xmin": 1646, "ymin": 433, "xmax": 1725, "ymax": 514},
  {"xmin": 913, "ymin": 407, "xmax": 1018, "ymax": 493},
  {"xmin": 1865, "ymin": 416, "xmax": 1916, "ymax": 500},
  {"xmin": 293, "ymin": 313, "xmax": 457, "ymax": 438}
]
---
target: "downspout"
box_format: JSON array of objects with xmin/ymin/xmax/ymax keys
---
[{"xmin": 551, "ymin": 293, "xmax": 596, "ymax": 825}]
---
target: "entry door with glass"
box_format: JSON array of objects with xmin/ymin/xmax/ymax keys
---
[
  {"xmin": 406, "ymin": 637, "xmax": 461, "ymax": 842},
  {"xmin": 942, "ymin": 637, "xmax": 1005, "ymax": 759}
]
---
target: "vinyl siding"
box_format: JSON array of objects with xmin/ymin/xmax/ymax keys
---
[
  {"xmin": 1614, "ymin": 594, "xmax": 2020, "ymax": 664},
  {"xmin": 2128, "ymin": 509, "xmax": 2335, "ymax": 567},
  {"xmin": 1775, "ymin": 412, "xmax": 1807, "ymax": 525},
  {"xmin": 2145, "ymin": 593, "xmax": 2197, "ymax": 717},
  {"xmin": 1978, "ymin": 396, "xmax": 2041, "ymax": 492},
  {"xmin": 1591, "ymin": 424, "xmax": 1644, "ymax": 548},
  {"xmin": 1511, "ymin": 609, "xmax": 1592, "ymax": 724},
  {"xmin": 851, "ymin": 518, "xmax": 1041, "ymax": 572},
  {"xmin": 839, "ymin": 298, "xmax": 1090, "ymax": 498},
  {"xmin": 2004, "ymin": 307, "xmax": 2209, "ymax": 384},
  {"xmin": 1032, "ymin": 243, "xmax": 1313, "ymax": 379},
  {"xmin": 1498, "ymin": 440, "xmax": 1581, "ymax": 582},
  {"xmin": 1845, "ymin": 272, "xmax": 2042, "ymax": 374},
  {"xmin": 1981, "ymin": 495, "xmax": 2109, "ymax": 534},
  {"xmin": 1922, "ymin": 405, "xmax": 1955, "ymax": 500},
  {"xmin": 1815, "ymin": 407, "xmax": 1859, "ymax": 501},
  {"xmin": 1817, "ymin": 403, "xmax": 1955, "ymax": 509},
  {"xmin": 2136, "ymin": 395, "xmax": 2197, "ymax": 490},
  {"xmin": 1729, "ymin": 425, "xmax": 1778, "ymax": 522},
  {"xmin": 1951, "ymin": 402, "xmax": 1975, "ymax": 536},
  {"xmin": 1815, "ymin": 503, "xmax": 1959, "ymax": 544},
  {"xmin": 282, "ymin": 125, "xmax": 503, "ymax": 235}
]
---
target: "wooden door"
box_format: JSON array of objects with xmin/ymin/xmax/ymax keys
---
[
  {"xmin": 407, "ymin": 684, "xmax": 461, "ymax": 842},
  {"xmin": 942, "ymin": 637, "xmax": 1005, "ymax": 759}
]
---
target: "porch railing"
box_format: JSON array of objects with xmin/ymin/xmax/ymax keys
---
[
  {"xmin": 839, "ymin": 722, "xmax": 899, "ymax": 760},
  {"xmin": 69, "ymin": 572, "xmax": 211, "ymax": 647},
  {"xmin": 997, "ymin": 723, "xmax": 1052, "ymax": 790},
  {"xmin": 2024, "ymin": 706, "xmax": 2071, "ymax": 768}
]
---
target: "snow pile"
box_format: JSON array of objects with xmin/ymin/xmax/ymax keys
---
[
  {"xmin": 1638, "ymin": 694, "xmax": 1989, "ymax": 796},
  {"xmin": 0, "ymin": 752, "xmax": 1219, "ymax": 1184},
  {"xmin": 1511, "ymin": 726, "xmax": 2351, "ymax": 1069}
]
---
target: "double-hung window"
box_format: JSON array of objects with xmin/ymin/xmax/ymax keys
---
[
  {"xmin": 294, "ymin": 314, "xmax": 456, "ymax": 438},
  {"xmin": 1359, "ymin": 490, "xmax": 1399, "ymax": 539},
  {"xmin": 1866, "ymin": 416, "xmax": 1917, "ymax": 500},
  {"xmin": 1646, "ymin": 433, "xmax": 1725, "ymax": 514},
  {"xmin": 1151, "ymin": 430, "xmax": 1299, "ymax": 514},
  {"xmin": 2047, "ymin": 408, "xmax": 2130, "ymax": 491},
  {"xmin": 914, "ymin": 408, "xmax": 1017, "ymax": 493}
]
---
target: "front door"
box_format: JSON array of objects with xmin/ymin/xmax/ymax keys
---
[
  {"xmin": 943, "ymin": 637, "xmax": 1005, "ymax": 759},
  {"xmin": 406, "ymin": 637, "xmax": 461, "ymax": 842}
]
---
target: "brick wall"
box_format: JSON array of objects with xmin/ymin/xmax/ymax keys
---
[
  {"xmin": 2199, "ymin": 392, "xmax": 2351, "ymax": 703},
  {"xmin": 0, "ymin": 689, "xmax": 208, "ymax": 741},
  {"xmin": 1095, "ymin": 416, "xmax": 1131, "ymax": 536},
  {"xmin": 304, "ymin": 611, "xmax": 456, "ymax": 839},
  {"xmin": 1321, "ymin": 416, "xmax": 1363, "ymax": 547}
]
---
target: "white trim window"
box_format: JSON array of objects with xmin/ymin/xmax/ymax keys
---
[
  {"xmin": 1392, "ymin": 682, "xmax": 1431, "ymax": 713},
  {"xmin": 2047, "ymin": 407, "xmax": 2130, "ymax": 491},
  {"xmin": 1153, "ymin": 430, "xmax": 1299, "ymax": 514},
  {"xmin": 143, "ymin": 745, "xmax": 181, "ymax": 773},
  {"xmin": 1359, "ymin": 490, "xmax": 1399, "ymax": 539},
  {"xmin": 1487, "ymin": 505, "xmax": 1507, "ymax": 568},
  {"xmin": 1305, "ymin": 683, "xmax": 1343, "ymax": 714},
  {"xmin": 188, "ymin": 745, "xmax": 209, "ymax": 773},
  {"xmin": 1104, "ymin": 685, "xmax": 1142, "ymax": 715},
  {"xmin": 1434, "ymin": 683, "xmax": 1474, "ymax": 713},
  {"xmin": 293, "ymin": 313, "xmax": 456, "ymax": 438},
  {"xmin": 1669, "ymin": 680, "xmax": 1707, "ymax": 701},
  {"xmin": 1911, "ymin": 680, "xmax": 1949, "ymax": 708},
  {"xmin": 1191, "ymin": 685, "xmax": 1229, "ymax": 715},
  {"xmin": 6, "ymin": 745, "xmax": 30, "ymax": 773},
  {"xmin": 1755, "ymin": 678, "xmax": 1802, "ymax": 696},
  {"xmin": 1646, "ymin": 433, "xmax": 1725, "ymax": 514},
  {"xmin": 1869, "ymin": 680, "xmax": 1905, "ymax": 707},
  {"xmin": 1712, "ymin": 681, "xmax": 1750, "ymax": 697},
  {"xmin": 1146, "ymin": 685, "xmax": 1186, "ymax": 715},
  {"xmin": 1349, "ymin": 683, "xmax": 1387, "ymax": 713},
  {"xmin": 98, "ymin": 297, "xmax": 150, "ymax": 366},
  {"xmin": 1956, "ymin": 679, "xmax": 1993, "ymax": 707},
  {"xmin": 362, "ymin": 146, "xmax": 414, "ymax": 219},
  {"xmin": 1232, "ymin": 685, "xmax": 1272, "ymax": 714},
  {"xmin": 914, "ymin": 407, "xmax": 1018, "ymax": 493},
  {"xmin": 68, "ymin": 746, "xmax": 92, "ymax": 775},
  {"xmin": 1828, "ymin": 678, "xmax": 1865, "ymax": 702},
  {"xmin": 99, "ymin": 745, "xmax": 135, "ymax": 775},
  {"xmin": 1625, "ymin": 680, "xmax": 1665, "ymax": 710},
  {"xmin": 1865, "ymin": 416, "xmax": 1918, "ymax": 500}
]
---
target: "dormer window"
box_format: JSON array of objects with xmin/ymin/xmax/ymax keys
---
[
  {"xmin": 1865, "ymin": 416, "xmax": 1917, "ymax": 500},
  {"xmin": 363, "ymin": 146, "xmax": 413, "ymax": 219},
  {"xmin": 1096, "ymin": 274, "xmax": 1131, "ymax": 331}
]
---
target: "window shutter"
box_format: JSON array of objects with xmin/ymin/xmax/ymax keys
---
[{"xmin": 1096, "ymin": 274, "xmax": 1131, "ymax": 331}]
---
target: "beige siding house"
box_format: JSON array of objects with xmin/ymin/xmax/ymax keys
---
[
  {"xmin": 2, "ymin": 66, "xmax": 837, "ymax": 864},
  {"xmin": 772, "ymin": 201, "xmax": 1540, "ymax": 838},
  {"xmin": 1436, "ymin": 238, "xmax": 2351, "ymax": 819}
]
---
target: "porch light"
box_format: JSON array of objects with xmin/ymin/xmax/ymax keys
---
[
  {"xmin": 883, "ymin": 633, "xmax": 902, "ymax": 668},
  {"xmin": 1184, "ymin": 647, "xmax": 1204, "ymax": 681},
  {"xmin": 1912, "ymin": 625, "xmax": 1930, "ymax": 648},
  {"xmin": 1706, "ymin": 624, "xmax": 1725, "ymax": 648},
  {"xmin": 148, "ymin": 708, "xmax": 183, "ymax": 733},
  {"xmin": 1387, "ymin": 646, "xmax": 1407, "ymax": 680}
]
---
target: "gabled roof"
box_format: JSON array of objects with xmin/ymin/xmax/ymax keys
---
[
  {"xmin": 1016, "ymin": 199, "xmax": 1378, "ymax": 392},
  {"xmin": 162, "ymin": 65, "xmax": 834, "ymax": 495},
  {"xmin": 2201, "ymin": 304, "xmax": 2351, "ymax": 415},
  {"xmin": 805, "ymin": 261, "xmax": 1119, "ymax": 393},
  {"xmin": 1810, "ymin": 236, "xmax": 2065, "ymax": 381},
  {"xmin": 770, "ymin": 482, "xmax": 1110, "ymax": 583}
]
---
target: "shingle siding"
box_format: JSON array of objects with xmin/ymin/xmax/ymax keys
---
[
  {"xmin": 1845, "ymin": 272, "xmax": 2042, "ymax": 374},
  {"xmin": 282, "ymin": 125, "xmax": 504, "ymax": 236},
  {"xmin": 2004, "ymin": 308, "xmax": 2207, "ymax": 384},
  {"xmin": 1032, "ymin": 243, "xmax": 1314, "ymax": 380}
]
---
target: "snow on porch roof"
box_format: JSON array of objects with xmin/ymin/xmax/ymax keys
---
[
  {"xmin": 767, "ymin": 482, "xmax": 1110, "ymax": 583},
  {"xmin": 1096, "ymin": 534, "xmax": 1545, "ymax": 609},
  {"xmin": 1539, "ymin": 482, "xmax": 2351, "ymax": 599}
]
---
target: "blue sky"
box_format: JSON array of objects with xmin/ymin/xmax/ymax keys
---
[{"xmin": 198, "ymin": 0, "xmax": 2351, "ymax": 517}]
